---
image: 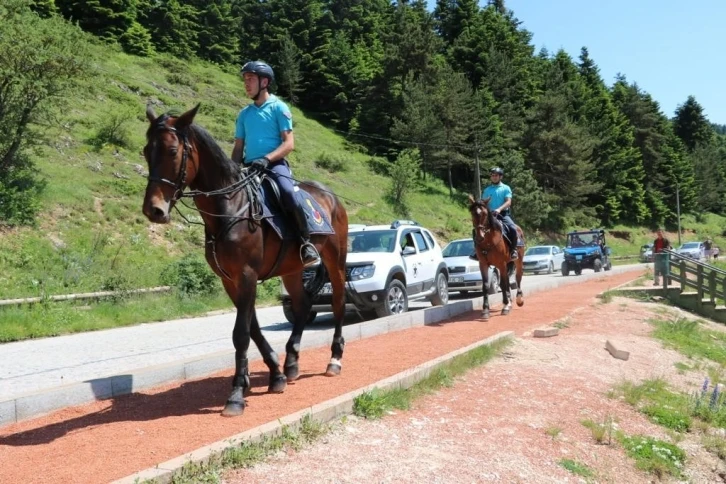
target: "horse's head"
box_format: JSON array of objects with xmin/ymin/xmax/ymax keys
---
[
  {"xmin": 467, "ymin": 194, "xmax": 494, "ymax": 242},
  {"xmin": 142, "ymin": 104, "xmax": 200, "ymax": 224}
]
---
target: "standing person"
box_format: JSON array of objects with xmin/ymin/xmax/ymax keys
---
[
  {"xmin": 482, "ymin": 167, "xmax": 518, "ymax": 260},
  {"xmin": 704, "ymin": 237, "xmax": 713, "ymax": 260},
  {"xmin": 653, "ymin": 228, "xmax": 671, "ymax": 286},
  {"xmin": 231, "ymin": 60, "xmax": 320, "ymax": 267}
]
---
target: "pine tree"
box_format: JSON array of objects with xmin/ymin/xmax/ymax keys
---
[
  {"xmin": 55, "ymin": 0, "xmax": 136, "ymax": 41},
  {"xmin": 577, "ymin": 47, "xmax": 648, "ymax": 225},
  {"xmin": 673, "ymin": 95, "xmax": 714, "ymax": 152},
  {"xmin": 137, "ymin": 0, "xmax": 199, "ymax": 59},
  {"xmin": 189, "ymin": 0, "xmax": 238, "ymax": 65},
  {"xmin": 277, "ymin": 34, "xmax": 303, "ymax": 104},
  {"xmin": 119, "ymin": 21, "xmax": 153, "ymax": 56}
]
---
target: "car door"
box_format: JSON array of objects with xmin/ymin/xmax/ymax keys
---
[
  {"xmin": 399, "ymin": 230, "xmax": 426, "ymax": 295},
  {"xmin": 412, "ymin": 230, "xmax": 437, "ymax": 289},
  {"xmin": 553, "ymin": 246, "xmax": 564, "ymax": 267}
]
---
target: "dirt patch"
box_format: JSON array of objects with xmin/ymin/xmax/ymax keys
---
[
  {"xmin": 0, "ymin": 272, "xmax": 640, "ymax": 483},
  {"xmin": 226, "ymin": 297, "xmax": 726, "ymax": 484}
]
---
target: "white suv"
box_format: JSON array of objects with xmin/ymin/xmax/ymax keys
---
[{"xmin": 281, "ymin": 220, "xmax": 450, "ymax": 321}]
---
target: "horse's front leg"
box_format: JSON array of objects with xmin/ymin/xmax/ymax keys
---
[
  {"xmin": 480, "ymin": 261, "xmax": 490, "ymax": 321},
  {"xmin": 500, "ymin": 262, "xmax": 513, "ymax": 316},
  {"xmin": 515, "ymin": 250, "xmax": 525, "ymax": 307},
  {"xmin": 222, "ymin": 271, "xmax": 257, "ymax": 417}
]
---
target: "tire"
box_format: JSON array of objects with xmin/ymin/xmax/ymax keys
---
[
  {"xmin": 548, "ymin": 261, "xmax": 554, "ymax": 274},
  {"xmin": 460, "ymin": 291, "xmax": 470, "ymax": 296},
  {"xmin": 604, "ymin": 260, "xmax": 612, "ymax": 271},
  {"xmin": 282, "ymin": 299, "xmax": 318, "ymax": 325},
  {"xmin": 430, "ymin": 271, "xmax": 449, "ymax": 306},
  {"xmin": 561, "ymin": 261, "xmax": 570, "ymax": 277},
  {"xmin": 375, "ymin": 279, "xmax": 408, "ymax": 318},
  {"xmin": 488, "ymin": 270, "xmax": 500, "ymax": 295},
  {"xmin": 533, "ymin": 271, "xmax": 539, "ymax": 275},
  {"xmin": 594, "ymin": 259, "xmax": 603, "ymax": 273},
  {"xmin": 574, "ymin": 267, "xmax": 582, "ymax": 276}
]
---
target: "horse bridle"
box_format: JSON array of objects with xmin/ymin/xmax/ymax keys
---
[{"xmin": 146, "ymin": 115, "xmax": 191, "ymax": 202}]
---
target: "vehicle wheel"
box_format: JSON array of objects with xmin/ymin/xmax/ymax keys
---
[
  {"xmin": 594, "ymin": 259, "xmax": 603, "ymax": 272},
  {"xmin": 460, "ymin": 290, "xmax": 469, "ymax": 296},
  {"xmin": 561, "ymin": 261, "xmax": 570, "ymax": 277},
  {"xmin": 604, "ymin": 260, "xmax": 612, "ymax": 271},
  {"xmin": 282, "ymin": 299, "xmax": 317, "ymax": 325},
  {"xmin": 430, "ymin": 271, "xmax": 449, "ymax": 306},
  {"xmin": 488, "ymin": 270, "xmax": 500, "ymax": 295},
  {"xmin": 548, "ymin": 261, "xmax": 554, "ymax": 274},
  {"xmin": 533, "ymin": 271, "xmax": 539, "ymax": 275},
  {"xmin": 574, "ymin": 267, "xmax": 582, "ymax": 276},
  {"xmin": 375, "ymin": 279, "xmax": 408, "ymax": 318}
]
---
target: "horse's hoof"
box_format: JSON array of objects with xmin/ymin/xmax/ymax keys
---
[
  {"xmin": 284, "ymin": 364, "xmax": 299, "ymax": 382},
  {"xmin": 516, "ymin": 298, "xmax": 524, "ymax": 307},
  {"xmin": 481, "ymin": 311, "xmax": 490, "ymax": 321},
  {"xmin": 325, "ymin": 363, "xmax": 341, "ymax": 377},
  {"xmin": 268, "ymin": 375, "xmax": 287, "ymax": 393},
  {"xmin": 502, "ymin": 308, "xmax": 511, "ymax": 316},
  {"xmin": 221, "ymin": 400, "xmax": 245, "ymax": 417}
]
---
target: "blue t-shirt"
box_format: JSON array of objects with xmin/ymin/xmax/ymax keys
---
[
  {"xmin": 482, "ymin": 183, "xmax": 513, "ymax": 211},
  {"xmin": 234, "ymin": 94, "xmax": 293, "ymax": 163}
]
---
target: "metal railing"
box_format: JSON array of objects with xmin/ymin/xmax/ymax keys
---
[{"xmin": 662, "ymin": 249, "xmax": 726, "ymax": 305}]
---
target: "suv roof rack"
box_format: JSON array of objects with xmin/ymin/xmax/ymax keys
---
[{"xmin": 390, "ymin": 220, "xmax": 419, "ymax": 229}]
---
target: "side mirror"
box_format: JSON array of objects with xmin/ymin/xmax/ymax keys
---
[
  {"xmin": 469, "ymin": 252, "xmax": 478, "ymax": 261},
  {"xmin": 402, "ymin": 246, "xmax": 416, "ymax": 256}
]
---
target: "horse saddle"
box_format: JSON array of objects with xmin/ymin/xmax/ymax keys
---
[{"xmin": 257, "ymin": 176, "xmax": 335, "ymax": 240}]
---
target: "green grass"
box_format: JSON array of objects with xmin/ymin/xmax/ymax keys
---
[
  {"xmin": 618, "ymin": 435, "xmax": 686, "ymax": 479},
  {"xmin": 162, "ymin": 415, "xmax": 329, "ymax": 484},
  {"xmin": 353, "ymin": 337, "xmax": 511, "ymax": 419},
  {"xmin": 0, "ymin": 291, "xmax": 241, "ymax": 342},
  {"xmin": 649, "ymin": 317, "xmax": 726, "ymax": 365},
  {"xmin": 558, "ymin": 458, "xmax": 594, "ymax": 479},
  {"xmin": 613, "ymin": 379, "xmax": 692, "ymax": 432}
]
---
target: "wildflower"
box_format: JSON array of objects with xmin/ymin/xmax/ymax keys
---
[
  {"xmin": 710, "ymin": 384, "xmax": 720, "ymax": 410},
  {"xmin": 702, "ymin": 377, "xmax": 710, "ymax": 393}
]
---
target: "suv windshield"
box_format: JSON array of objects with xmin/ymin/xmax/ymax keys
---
[
  {"xmin": 681, "ymin": 242, "xmax": 700, "ymax": 249},
  {"xmin": 348, "ymin": 230, "xmax": 397, "ymax": 253},
  {"xmin": 443, "ymin": 240, "xmax": 474, "ymax": 257},
  {"xmin": 525, "ymin": 247, "xmax": 550, "ymax": 256},
  {"xmin": 567, "ymin": 233, "xmax": 600, "ymax": 247}
]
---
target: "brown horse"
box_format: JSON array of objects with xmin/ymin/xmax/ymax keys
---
[
  {"xmin": 467, "ymin": 195, "xmax": 524, "ymax": 320},
  {"xmin": 142, "ymin": 105, "xmax": 349, "ymax": 417}
]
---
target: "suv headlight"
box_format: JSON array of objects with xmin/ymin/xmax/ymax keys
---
[
  {"xmin": 350, "ymin": 264, "xmax": 375, "ymax": 280},
  {"xmin": 467, "ymin": 265, "xmax": 480, "ymax": 273}
]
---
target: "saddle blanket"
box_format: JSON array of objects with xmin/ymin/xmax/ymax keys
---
[{"xmin": 260, "ymin": 182, "xmax": 335, "ymax": 240}]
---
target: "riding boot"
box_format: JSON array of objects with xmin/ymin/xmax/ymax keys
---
[
  {"xmin": 508, "ymin": 227, "xmax": 519, "ymax": 260},
  {"xmin": 292, "ymin": 203, "xmax": 321, "ymax": 267}
]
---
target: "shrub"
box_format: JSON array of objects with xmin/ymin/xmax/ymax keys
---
[{"xmin": 161, "ymin": 254, "xmax": 219, "ymax": 296}]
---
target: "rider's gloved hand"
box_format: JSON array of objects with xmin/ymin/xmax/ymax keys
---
[{"xmin": 250, "ymin": 156, "xmax": 270, "ymax": 170}]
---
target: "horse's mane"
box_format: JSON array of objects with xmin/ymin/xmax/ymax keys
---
[{"xmin": 189, "ymin": 124, "xmax": 239, "ymax": 182}]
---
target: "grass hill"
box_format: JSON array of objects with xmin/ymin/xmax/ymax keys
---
[
  {"xmin": 2, "ymin": 41, "xmax": 725, "ymax": 342},
  {"xmin": 0, "ymin": 43, "xmax": 473, "ymax": 303}
]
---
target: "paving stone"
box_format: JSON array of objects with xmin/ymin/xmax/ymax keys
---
[{"xmin": 605, "ymin": 340, "xmax": 630, "ymax": 361}]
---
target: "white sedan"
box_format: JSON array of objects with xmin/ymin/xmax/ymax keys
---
[{"xmin": 523, "ymin": 245, "xmax": 565, "ymax": 274}]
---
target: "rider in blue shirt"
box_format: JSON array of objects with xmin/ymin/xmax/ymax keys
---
[
  {"xmin": 231, "ymin": 61, "xmax": 320, "ymax": 267},
  {"xmin": 482, "ymin": 167, "xmax": 519, "ymax": 260}
]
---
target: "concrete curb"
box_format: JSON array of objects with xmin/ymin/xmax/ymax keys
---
[
  {"xmin": 0, "ymin": 264, "xmax": 643, "ymax": 427},
  {"xmin": 111, "ymin": 330, "xmax": 515, "ymax": 484}
]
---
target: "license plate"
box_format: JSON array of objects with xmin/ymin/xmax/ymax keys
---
[
  {"xmin": 450, "ymin": 276, "xmax": 464, "ymax": 283},
  {"xmin": 318, "ymin": 283, "xmax": 332, "ymax": 295},
  {"xmin": 576, "ymin": 255, "xmax": 582, "ymax": 261}
]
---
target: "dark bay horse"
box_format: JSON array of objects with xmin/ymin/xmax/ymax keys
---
[
  {"xmin": 467, "ymin": 195, "xmax": 524, "ymax": 320},
  {"xmin": 142, "ymin": 105, "xmax": 348, "ymax": 417}
]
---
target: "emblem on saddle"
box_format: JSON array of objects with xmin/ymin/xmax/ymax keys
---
[{"xmin": 306, "ymin": 198, "xmax": 324, "ymax": 226}]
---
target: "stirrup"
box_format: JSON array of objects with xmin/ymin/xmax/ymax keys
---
[
  {"xmin": 300, "ymin": 242, "xmax": 320, "ymax": 267},
  {"xmin": 510, "ymin": 250, "xmax": 518, "ymax": 260}
]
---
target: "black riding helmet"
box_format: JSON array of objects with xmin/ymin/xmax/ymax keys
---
[
  {"xmin": 490, "ymin": 167, "xmax": 504, "ymax": 176},
  {"xmin": 240, "ymin": 61, "xmax": 275, "ymax": 82}
]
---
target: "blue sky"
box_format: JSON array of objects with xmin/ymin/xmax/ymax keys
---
[{"xmin": 426, "ymin": 0, "xmax": 725, "ymax": 124}]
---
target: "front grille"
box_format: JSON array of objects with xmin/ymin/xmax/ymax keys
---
[{"xmin": 449, "ymin": 266, "xmax": 466, "ymax": 274}]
